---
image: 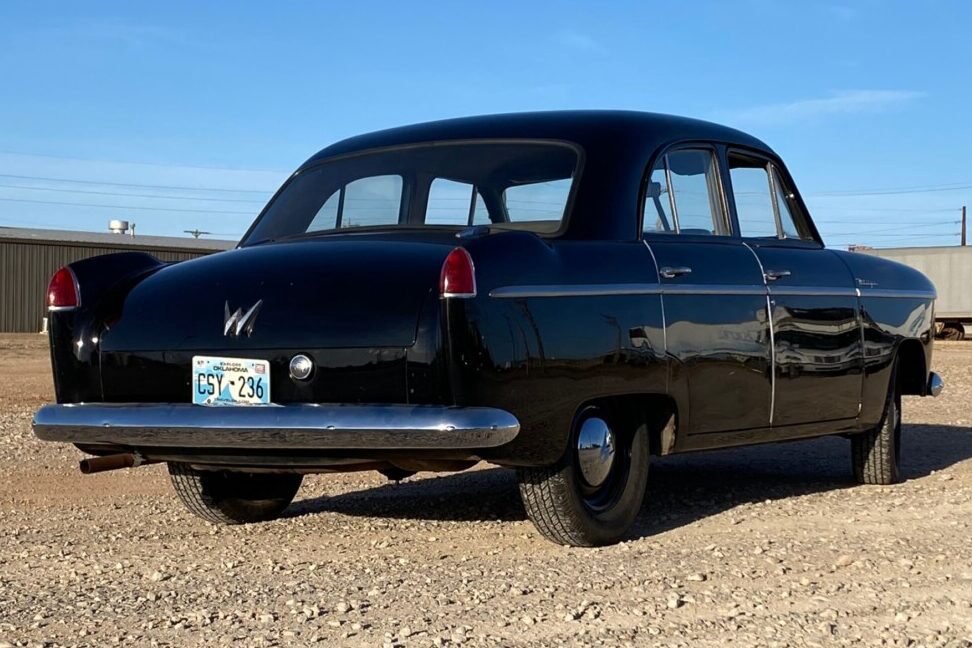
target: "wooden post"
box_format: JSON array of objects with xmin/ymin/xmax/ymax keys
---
[{"xmin": 962, "ymin": 205, "xmax": 967, "ymax": 246}]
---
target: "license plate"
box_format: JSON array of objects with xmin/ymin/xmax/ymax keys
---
[{"xmin": 192, "ymin": 355, "xmax": 270, "ymax": 406}]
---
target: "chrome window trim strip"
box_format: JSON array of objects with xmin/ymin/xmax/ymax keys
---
[{"xmin": 32, "ymin": 403, "xmax": 520, "ymax": 450}]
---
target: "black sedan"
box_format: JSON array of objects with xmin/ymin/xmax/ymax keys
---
[{"xmin": 33, "ymin": 111, "xmax": 943, "ymax": 546}]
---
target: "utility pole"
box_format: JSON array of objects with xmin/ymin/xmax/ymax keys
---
[{"xmin": 962, "ymin": 205, "xmax": 967, "ymax": 246}]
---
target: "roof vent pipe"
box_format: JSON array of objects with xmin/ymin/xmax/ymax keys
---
[{"xmin": 108, "ymin": 219, "xmax": 130, "ymax": 234}]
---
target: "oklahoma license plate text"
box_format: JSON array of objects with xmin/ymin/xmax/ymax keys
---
[{"xmin": 192, "ymin": 356, "xmax": 270, "ymax": 406}]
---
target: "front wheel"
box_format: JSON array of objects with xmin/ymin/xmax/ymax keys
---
[
  {"xmin": 851, "ymin": 363, "xmax": 901, "ymax": 485},
  {"xmin": 517, "ymin": 407, "xmax": 649, "ymax": 547},
  {"xmin": 168, "ymin": 463, "xmax": 303, "ymax": 524}
]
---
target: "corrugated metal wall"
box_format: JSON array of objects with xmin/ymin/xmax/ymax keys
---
[{"xmin": 0, "ymin": 241, "xmax": 219, "ymax": 333}]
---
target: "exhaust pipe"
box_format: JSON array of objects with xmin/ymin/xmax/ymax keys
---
[{"xmin": 79, "ymin": 452, "xmax": 153, "ymax": 474}]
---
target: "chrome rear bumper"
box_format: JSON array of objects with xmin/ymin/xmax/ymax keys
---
[
  {"xmin": 32, "ymin": 403, "xmax": 520, "ymax": 450},
  {"xmin": 927, "ymin": 372, "xmax": 944, "ymax": 397}
]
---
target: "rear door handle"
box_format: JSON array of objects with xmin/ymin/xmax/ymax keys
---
[
  {"xmin": 659, "ymin": 266, "xmax": 692, "ymax": 279},
  {"xmin": 764, "ymin": 269, "xmax": 791, "ymax": 281}
]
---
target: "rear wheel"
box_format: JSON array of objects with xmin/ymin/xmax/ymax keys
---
[
  {"xmin": 517, "ymin": 407, "xmax": 649, "ymax": 547},
  {"xmin": 852, "ymin": 363, "xmax": 902, "ymax": 485},
  {"xmin": 941, "ymin": 323, "xmax": 965, "ymax": 341},
  {"xmin": 378, "ymin": 467, "xmax": 417, "ymax": 482},
  {"xmin": 168, "ymin": 463, "xmax": 303, "ymax": 524}
]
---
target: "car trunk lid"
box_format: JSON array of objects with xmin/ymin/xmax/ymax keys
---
[{"xmin": 101, "ymin": 237, "xmax": 452, "ymax": 352}]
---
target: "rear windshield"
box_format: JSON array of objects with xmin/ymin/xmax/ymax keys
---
[{"xmin": 241, "ymin": 141, "xmax": 579, "ymax": 245}]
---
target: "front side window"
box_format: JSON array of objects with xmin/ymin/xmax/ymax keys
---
[
  {"xmin": 243, "ymin": 142, "xmax": 579, "ymax": 245},
  {"xmin": 729, "ymin": 153, "xmax": 813, "ymax": 240},
  {"xmin": 643, "ymin": 149, "xmax": 728, "ymax": 236},
  {"xmin": 728, "ymin": 155, "xmax": 777, "ymax": 238}
]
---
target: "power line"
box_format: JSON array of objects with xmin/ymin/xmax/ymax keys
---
[
  {"xmin": 809, "ymin": 183, "xmax": 972, "ymax": 197},
  {"xmin": 0, "ymin": 196, "xmax": 255, "ymax": 216},
  {"xmin": 0, "ymin": 182, "xmax": 267, "ymax": 204},
  {"xmin": 0, "ymin": 173, "xmax": 277, "ymax": 195}
]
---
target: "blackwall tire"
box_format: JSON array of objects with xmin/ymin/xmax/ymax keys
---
[
  {"xmin": 516, "ymin": 407, "xmax": 649, "ymax": 547},
  {"xmin": 941, "ymin": 325, "xmax": 965, "ymax": 341},
  {"xmin": 851, "ymin": 363, "xmax": 902, "ymax": 485},
  {"xmin": 168, "ymin": 463, "xmax": 303, "ymax": 525}
]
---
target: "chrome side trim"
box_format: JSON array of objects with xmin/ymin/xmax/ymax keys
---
[
  {"xmin": 666, "ymin": 284, "xmax": 766, "ymax": 295},
  {"xmin": 489, "ymin": 284, "xmax": 769, "ymax": 298},
  {"xmin": 859, "ymin": 288, "xmax": 937, "ymax": 300},
  {"xmin": 489, "ymin": 284, "xmax": 661, "ymax": 298},
  {"xmin": 642, "ymin": 242, "xmax": 667, "ymax": 357},
  {"xmin": 32, "ymin": 403, "xmax": 520, "ymax": 450},
  {"xmin": 489, "ymin": 284, "xmax": 935, "ymax": 300},
  {"xmin": 743, "ymin": 243, "xmax": 776, "ymax": 427},
  {"xmin": 766, "ymin": 293, "xmax": 776, "ymax": 426},
  {"xmin": 767, "ymin": 286, "xmax": 860, "ymax": 297}
]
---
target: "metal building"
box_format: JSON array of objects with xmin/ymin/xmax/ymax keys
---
[{"xmin": 0, "ymin": 227, "xmax": 235, "ymax": 333}]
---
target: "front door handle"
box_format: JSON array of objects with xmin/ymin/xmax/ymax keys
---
[
  {"xmin": 659, "ymin": 266, "xmax": 692, "ymax": 279},
  {"xmin": 764, "ymin": 269, "xmax": 791, "ymax": 281}
]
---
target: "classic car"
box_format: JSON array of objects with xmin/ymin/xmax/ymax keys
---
[{"xmin": 33, "ymin": 111, "xmax": 944, "ymax": 546}]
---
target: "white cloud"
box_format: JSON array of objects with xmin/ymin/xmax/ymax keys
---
[{"xmin": 720, "ymin": 90, "xmax": 926, "ymax": 127}]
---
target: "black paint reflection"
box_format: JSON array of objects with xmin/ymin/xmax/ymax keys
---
[{"xmin": 770, "ymin": 298, "xmax": 862, "ymax": 426}]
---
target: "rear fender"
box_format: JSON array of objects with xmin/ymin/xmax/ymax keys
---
[{"xmin": 49, "ymin": 252, "xmax": 164, "ymax": 402}]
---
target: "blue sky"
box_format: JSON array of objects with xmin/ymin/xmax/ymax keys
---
[{"xmin": 0, "ymin": 1, "xmax": 969, "ymax": 248}]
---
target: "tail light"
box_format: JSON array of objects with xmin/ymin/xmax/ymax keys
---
[
  {"xmin": 48, "ymin": 266, "xmax": 80, "ymax": 310},
  {"xmin": 440, "ymin": 247, "xmax": 476, "ymax": 298}
]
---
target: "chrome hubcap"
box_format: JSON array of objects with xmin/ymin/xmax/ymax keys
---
[{"xmin": 576, "ymin": 417, "xmax": 616, "ymax": 487}]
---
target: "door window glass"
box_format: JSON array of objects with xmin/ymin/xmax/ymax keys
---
[
  {"xmin": 729, "ymin": 155, "xmax": 778, "ymax": 238},
  {"xmin": 643, "ymin": 150, "xmax": 727, "ymax": 235},
  {"xmin": 643, "ymin": 159, "xmax": 674, "ymax": 233},
  {"xmin": 772, "ymin": 168, "xmax": 808, "ymax": 239},
  {"xmin": 666, "ymin": 150, "xmax": 727, "ymax": 235}
]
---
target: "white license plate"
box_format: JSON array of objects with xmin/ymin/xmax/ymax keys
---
[{"xmin": 192, "ymin": 355, "xmax": 270, "ymax": 406}]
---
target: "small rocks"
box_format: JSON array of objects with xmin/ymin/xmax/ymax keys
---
[{"xmin": 0, "ymin": 338, "xmax": 970, "ymax": 646}]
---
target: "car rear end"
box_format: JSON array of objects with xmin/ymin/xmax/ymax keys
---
[{"xmin": 33, "ymin": 138, "xmax": 580, "ymax": 474}]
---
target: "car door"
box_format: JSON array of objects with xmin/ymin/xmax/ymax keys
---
[
  {"xmin": 643, "ymin": 147, "xmax": 773, "ymax": 436},
  {"xmin": 726, "ymin": 151, "xmax": 863, "ymax": 429}
]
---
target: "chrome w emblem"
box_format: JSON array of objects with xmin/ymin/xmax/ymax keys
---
[{"xmin": 224, "ymin": 300, "xmax": 263, "ymax": 337}]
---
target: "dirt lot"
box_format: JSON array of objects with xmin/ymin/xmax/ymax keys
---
[{"xmin": 0, "ymin": 334, "xmax": 970, "ymax": 648}]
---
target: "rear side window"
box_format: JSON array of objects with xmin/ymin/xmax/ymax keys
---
[
  {"xmin": 729, "ymin": 153, "xmax": 812, "ymax": 240},
  {"xmin": 504, "ymin": 179, "xmax": 572, "ymax": 223},
  {"xmin": 242, "ymin": 141, "xmax": 579, "ymax": 245},
  {"xmin": 308, "ymin": 175, "xmax": 403, "ymax": 231},
  {"xmin": 643, "ymin": 149, "xmax": 728, "ymax": 236},
  {"xmin": 426, "ymin": 179, "xmax": 489, "ymax": 226}
]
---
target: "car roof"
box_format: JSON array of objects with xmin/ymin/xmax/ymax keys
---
[
  {"xmin": 302, "ymin": 110, "xmax": 773, "ymax": 168},
  {"xmin": 294, "ymin": 111, "xmax": 777, "ymax": 241}
]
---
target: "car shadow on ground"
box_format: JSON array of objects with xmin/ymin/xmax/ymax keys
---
[{"xmin": 287, "ymin": 423, "xmax": 972, "ymax": 538}]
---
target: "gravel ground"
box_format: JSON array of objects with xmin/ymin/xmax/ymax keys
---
[{"xmin": 1, "ymin": 334, "xmax": 970, "ymax": 648}]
